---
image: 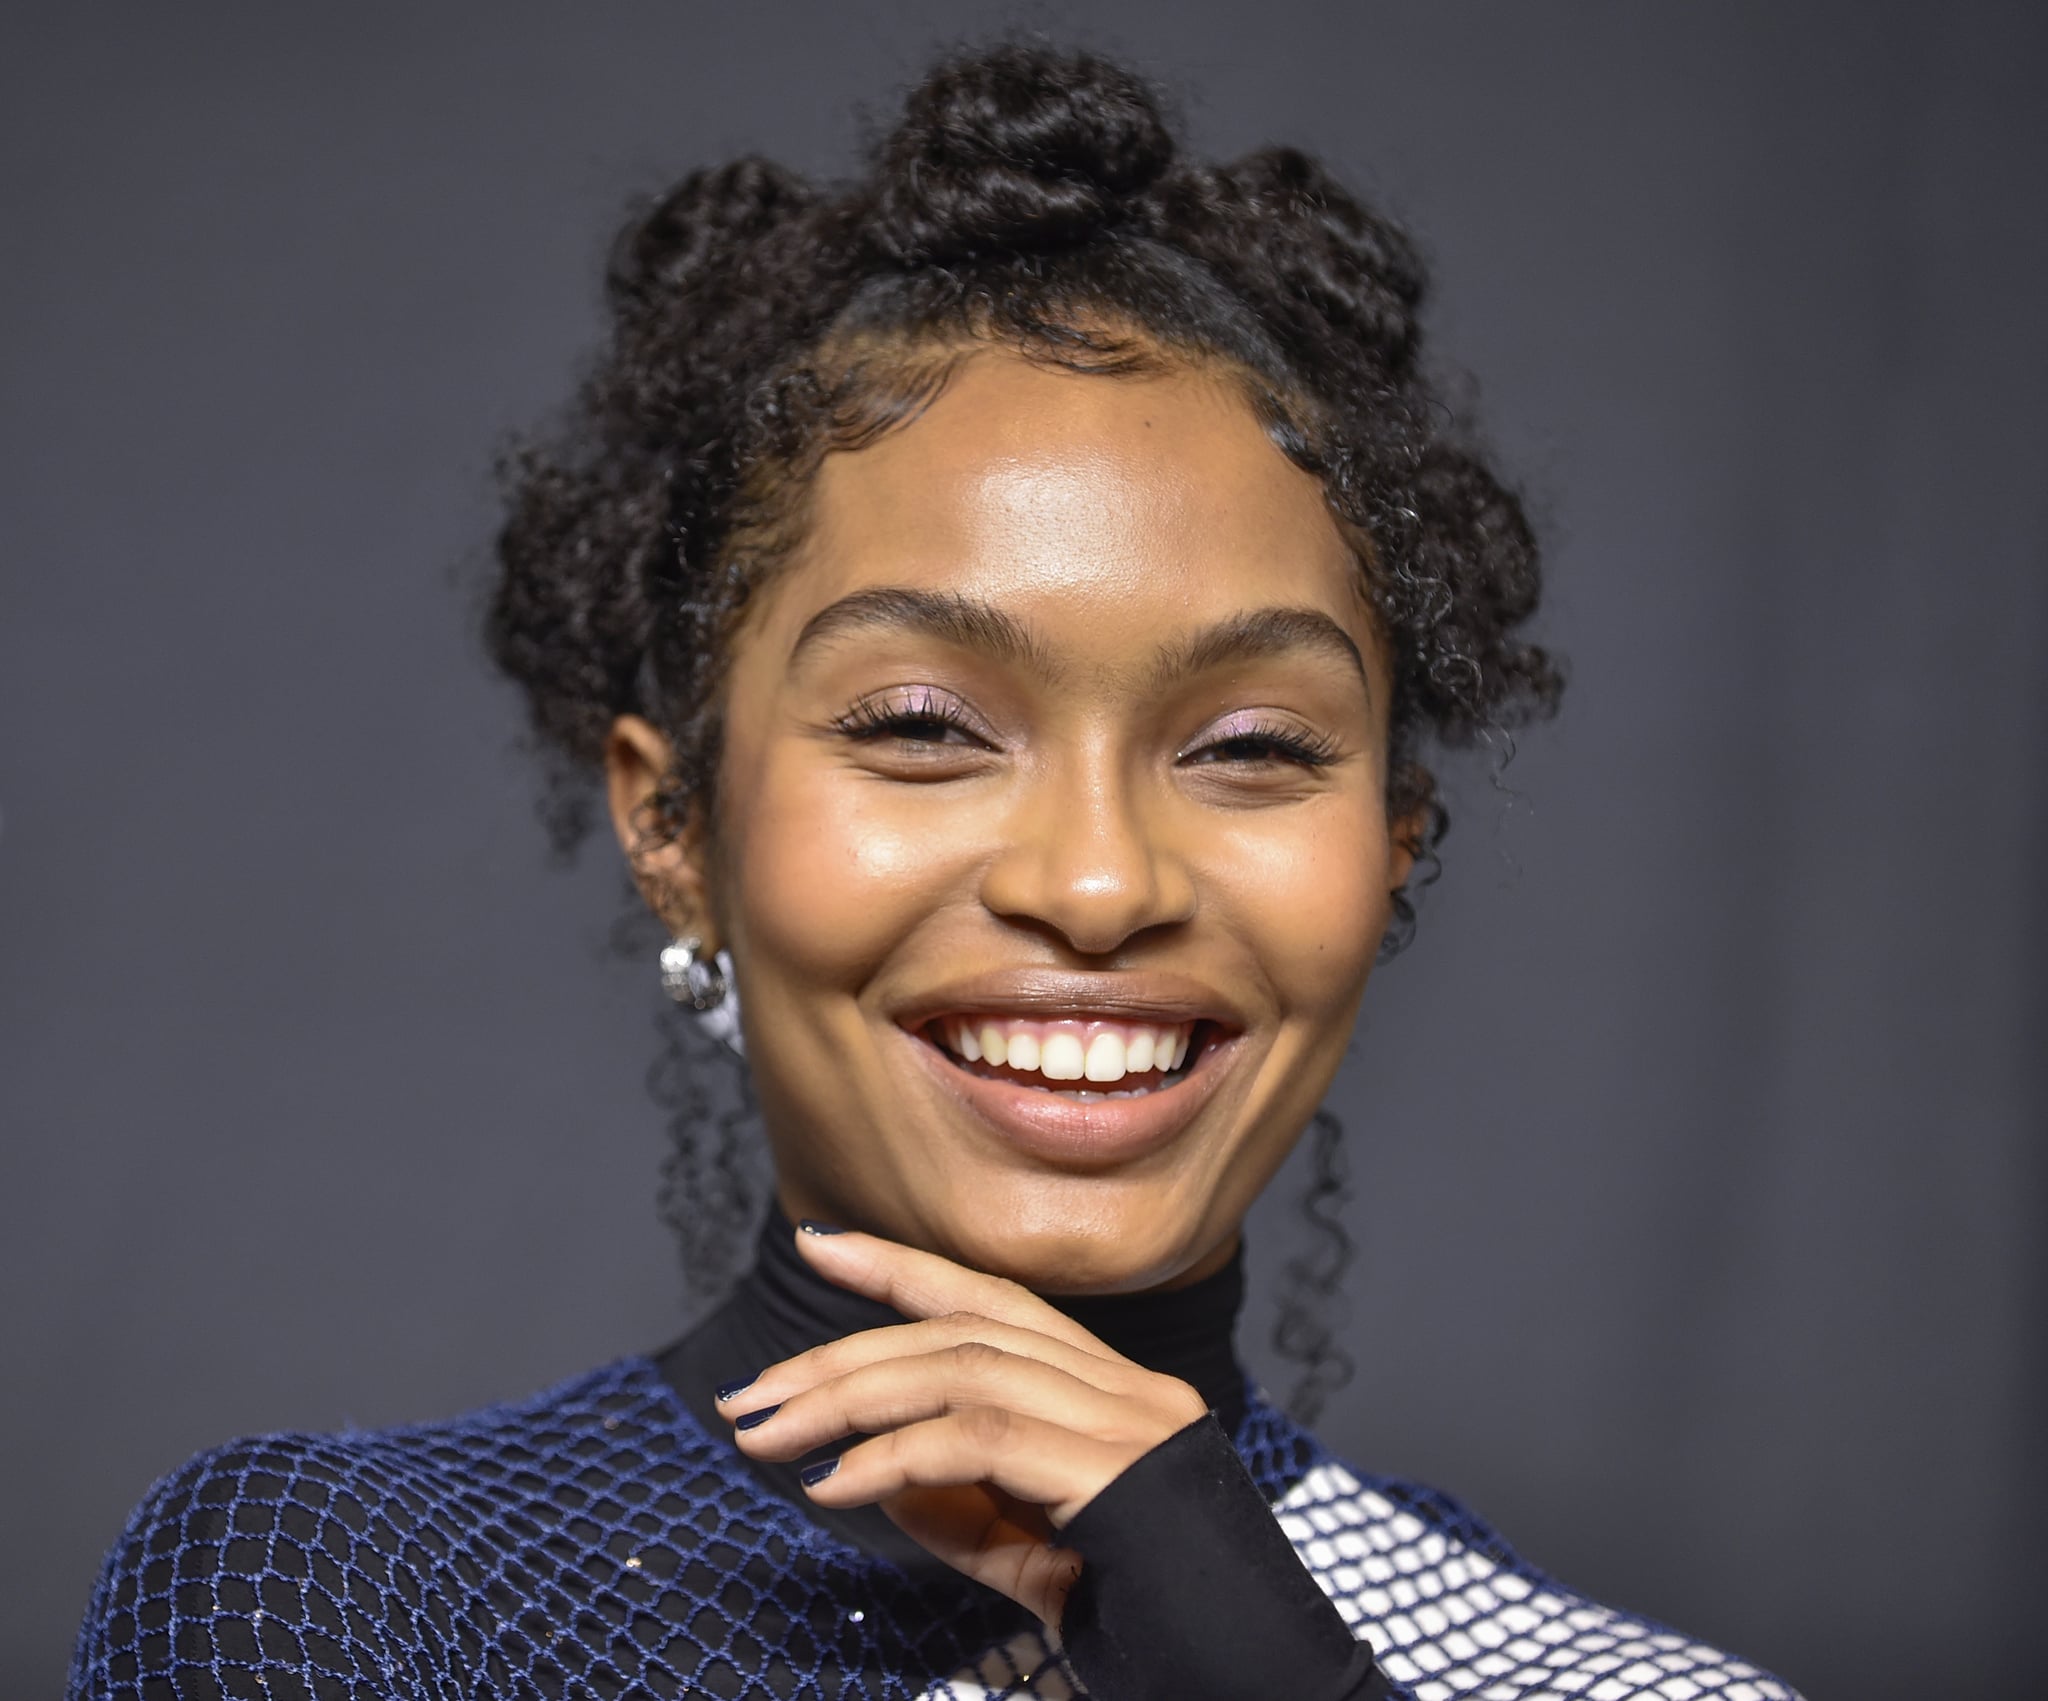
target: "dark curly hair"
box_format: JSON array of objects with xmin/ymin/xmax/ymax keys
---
[{"xmin": 485, "ymin": 40, "xmax": 1562, "ymax": 1410}]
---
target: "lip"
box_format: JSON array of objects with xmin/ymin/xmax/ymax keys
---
[
  {"xmin": 892, "ymin": 967, "xmax": 1249, "ymax": 1031},
  {"xmin": 897, "ymin": 1011, "xmax": 1244, "ymax": 1168}
]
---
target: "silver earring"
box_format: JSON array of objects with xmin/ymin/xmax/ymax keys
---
[
  {"xmin": 659, "ymin": 935, "xmax": 725, "ymax": 1009},
  {"xmin": 659, "ymin": 935, "xmax": 745, "ymax": 1054}
]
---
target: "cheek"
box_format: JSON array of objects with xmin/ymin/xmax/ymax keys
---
[
  {"xmin": 719, "ymin": 742, "xmax": 962, "ymax": 998},
  {"xmin": 1202, "ymin": 797, "xmax": 1392, "ymax": 1019}
]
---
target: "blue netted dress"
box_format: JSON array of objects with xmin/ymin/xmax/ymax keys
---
[{"xmin": 67, "ymin": 1218, "xmax": 1802, "ymax": 1701}]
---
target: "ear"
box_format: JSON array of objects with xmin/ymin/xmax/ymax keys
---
[
  {"xmin": 604, "ymin": 714, "xmax": 717, "ymax": 948},
  {"xmin": 1387, "ymin": 803, "xmax": 1432, "ymax": 895}
]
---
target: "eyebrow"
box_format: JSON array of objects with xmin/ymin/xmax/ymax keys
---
[
  {"xmin": 1151, "ymin": 606, "xmax": 1371, "ymax": 699},
  {"xmin": 790, "ymin": 586, "xmax": 1048, "ymax": 674},
  {"xmin": 788, "ymin": 586, "xmax": 1369, "ymax": 700}
]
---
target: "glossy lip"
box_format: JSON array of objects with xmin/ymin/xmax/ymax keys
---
[
  {"xmin": 893, "ymin": 967, "xmax": 1250, "ymax": 1031},
  {"xmin": 891, "ymin": 969, "xmax": 1248, "ymax": 1168}
]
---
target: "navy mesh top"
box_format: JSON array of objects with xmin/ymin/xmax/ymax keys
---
[{"xmin": 68, "ymin": 1218, "xmax": 1803, "ymax": 1701}]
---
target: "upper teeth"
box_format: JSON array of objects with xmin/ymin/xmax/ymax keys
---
[{"xmin": 942, "ymin": 1018, "xmax": 1193, "ymax": 1084}]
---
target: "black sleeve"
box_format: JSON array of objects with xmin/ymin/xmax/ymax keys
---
[{"xmin": 1057, "ymin": 1415, "xmax": 1397, "ymax": 1701}]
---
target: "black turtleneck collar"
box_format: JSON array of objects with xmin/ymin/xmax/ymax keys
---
[{"xmin": 654, "ymin": 1205, "xmax": 1249, "ymax": 1566}]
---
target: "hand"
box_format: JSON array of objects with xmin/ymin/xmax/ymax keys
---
[{"xmin": 716, "ymin": 1225, "xmax": 1212, "ymax": 1626}]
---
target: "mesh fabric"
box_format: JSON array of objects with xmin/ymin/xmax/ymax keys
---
[{"xmin": 68, "ymin": 1357, "xmax": 1799, "ymax": 1700}]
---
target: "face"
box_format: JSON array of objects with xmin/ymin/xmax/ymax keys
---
[{"xmin": 608, "ymin": 347, "xmax": 1412, "ymax": 1294}]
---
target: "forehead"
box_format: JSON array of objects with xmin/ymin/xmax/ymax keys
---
[{"xmin": 774, "ymin": 350, "xmax": 1367, "ymax": 641}]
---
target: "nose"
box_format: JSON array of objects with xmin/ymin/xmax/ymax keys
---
[{"xmin": 977, "ymin": 752, "xmax": 1197, "ymax": 956}]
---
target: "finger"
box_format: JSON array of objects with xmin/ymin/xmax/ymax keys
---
[
  {"xmin": 882, "ymin": 1485, "xmax": 1082, "ymax": 1627},
  {"xmin": 718, "ymin": 1312, "xmax": 1144, "ymax": 1419},
  {"xmin": 804, "ymin": 1406, "xmax": 1129, "ymax": 1527},
  {"xmin": 729, "ymin": 1342, "xmax": 1141, "ymax": 1462},
  {"xmin": 792, "ymin": 1227, "xmax": 1120, "ymax": 1357}
]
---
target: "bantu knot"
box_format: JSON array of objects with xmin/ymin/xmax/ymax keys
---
[
  {"xmin": 606, "ymin": 157, "xmax": 817, "ymax": 311},
  {"xmin": 867, "ymin": 42, "xmax": 1176, "ymax": 266}
]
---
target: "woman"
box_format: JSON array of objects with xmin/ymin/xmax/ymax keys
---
[{"xmin": 68, "ymin": 42, "xmax": 1800, "ymax": 1701}]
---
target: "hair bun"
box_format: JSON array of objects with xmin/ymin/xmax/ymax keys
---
[
  {"xmin": 1154, "ymin": 146, "xmax": 1428, "ymax": 376},
  {"xmin": 606, "ymin": 157, "xmax": 815, "ymax": 311},
  {"xmin": 868, "ymin": 43, "xmax": 1175, "ymax": 265}
]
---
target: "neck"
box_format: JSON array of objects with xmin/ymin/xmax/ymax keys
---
[{"xmin": 655, "ymin": 1205, "xmax": 1250, "ymax": 1563}]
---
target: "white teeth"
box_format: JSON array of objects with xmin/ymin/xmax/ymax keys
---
[
  {"xmin": 1040, "ymin": 1033, "xmax": 1085, "ymax": 1080},
  {"xmin": 1083, "ymin": 1031, "xmax": 1127, "ymax": 1082},
  {"xmin": 937, "ymin": 1017, "xmax": 1199, "ymax": 1085}
]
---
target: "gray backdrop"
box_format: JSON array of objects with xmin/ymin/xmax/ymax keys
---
[{"xmin": 4, "ymin": 3, "xmax": 2043, "ymax": 1696}]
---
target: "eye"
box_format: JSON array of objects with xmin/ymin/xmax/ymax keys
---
[
  {"xmin": 832, "ymin": 686, "xmax": 994, "ymax": 750},
  {"xmin": 1181, "ymin": 715, "xmax": 1340, "ymax": 769}
]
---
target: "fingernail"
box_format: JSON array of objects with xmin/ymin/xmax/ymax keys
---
[
  {"xmin": 800, "ymin": 1458, "xmax": 840, "ymax": 1488},
  {"xmin": 735, "ymin": 1403, "xmax": 781, "ymax": 1431},
  {"xmin": 715, "ymin": 1375, "xmax": 757, "ymax": 1403},
  {"xmin": 798, "ymin": 1219, "xmax": 845, "ymax": 1236}
]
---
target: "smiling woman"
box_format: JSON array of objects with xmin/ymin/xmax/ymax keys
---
[
  {"xmin": 66, "ymin": 39, "xmax": 1800, "ymax": 1701},
  {"xmin": 632, "ymin": 354, "xmax": 1403, "ymax": 1294}
]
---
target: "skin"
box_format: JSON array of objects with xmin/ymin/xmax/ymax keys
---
[{"xmin": 605, "ymin": 344, "xmax": 1417, "ymax": 1623}]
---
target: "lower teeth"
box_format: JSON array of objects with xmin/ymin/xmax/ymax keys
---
[{"xmin": 961, "ymin": 1063, "xmax": 1190, "ymax": 1097}]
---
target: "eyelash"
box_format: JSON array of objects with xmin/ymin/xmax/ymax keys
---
[
  {"xmin": 833, "ymin": 693, "xmax": 1338, "ymax": 768},
  {"xmin": 833, "ymin": 689, "xmax": 985, "ymax": 745},
  {"xmin": 1183, "ymin": 725, "xmax": 1340, "ymax": 769}
]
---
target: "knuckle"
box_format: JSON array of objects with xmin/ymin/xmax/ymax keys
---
[
  {"xmin": 987, "ymin": 1274, "xmax": 1033, "ymax": 1309},
  {"xmin": 1161, "ymin": 1377, "xmax": 1209, "ymax": 1425},
  {"xmin": 798, "ymin": 1341, "xmax": 844, "ymax": 1377},
  {"xmin": 946, "ymin": 1339, "xmax": 1007, "ymax": 1377},
  {"xmin": 959, "ymin": 1403, "xmax": 1015, "ymax": 1448}
]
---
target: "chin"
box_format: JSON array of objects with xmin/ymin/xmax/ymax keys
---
[{"xmin": 922, "ymin": 1176, "xmax": 1226, "ymax": 1296}]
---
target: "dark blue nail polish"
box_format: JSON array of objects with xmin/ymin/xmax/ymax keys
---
[
  {"xmin": 715, "ymin": 1376, "xmax": 757, "ymax": 1403},
  {"xmin": 798, "ymin": 1219, "xmax": 845, "ymax": 1236},
  {"xmin": 735, "ymin": 1403, "xmax": 781, "ymax": 1431},
  {"xmin": 800, "ymin": 1458, "xmax": 840, "ymax": 1488}
]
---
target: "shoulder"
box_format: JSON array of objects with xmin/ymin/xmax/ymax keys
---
[
  {"xmin": 1239, "ymin": 1402, "xmax": 1804, "ymax": 1701},
  {"xmin": 1276, "ymin": 1454, "xmax": 1805, "ymax": 1701},
  {"xmin": 66, "ymin": 1356, "xmax": 700, "ymax": 1701}
]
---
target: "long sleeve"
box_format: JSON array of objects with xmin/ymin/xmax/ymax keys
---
[
  {"xmin": 1058, "ymin": 1414, "xmax": 1396, "ymax": 1701},
  {"xmin": 66, "ymin": 1440, "xmax": 395, "ymax": 1701}
]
